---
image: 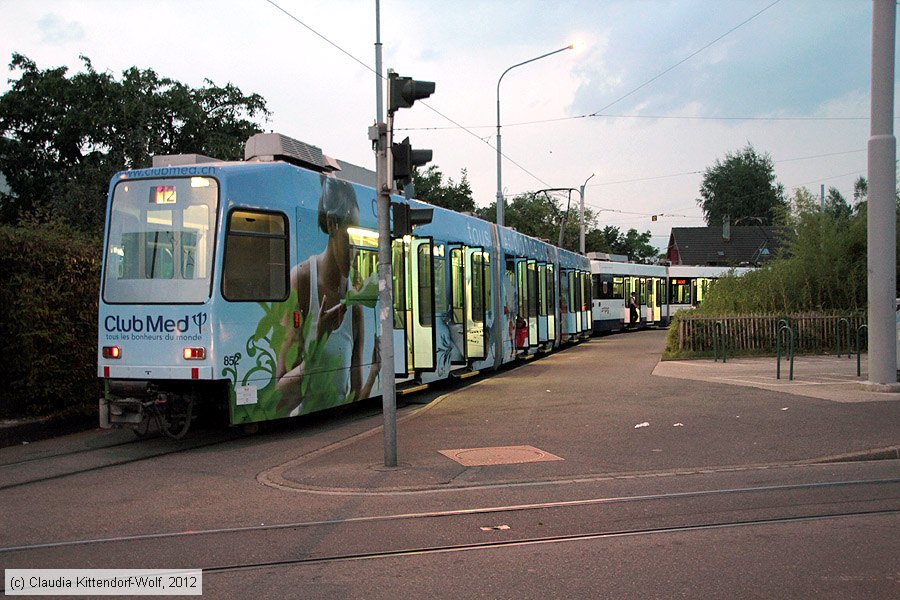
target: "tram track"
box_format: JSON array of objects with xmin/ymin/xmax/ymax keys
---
[
  {"xmin": 3, "ymin": 476, "xmax": 897, "ymax": 560},
  {"xmin": 0, "ymin": 432, "xmax": 244, "ymax": 491},
  {"xmin": 197, "ymin": 507, "xmax": 900, "ymax": 575},
  {"xmin": 0, "ymin": 401, "xmax": 401, "ymax": 492}
]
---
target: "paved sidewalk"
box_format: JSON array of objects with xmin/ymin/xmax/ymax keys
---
[
  {"xmin": 653, "ymin": 353, "xmax": 900, "ymax": 403},
  {"xmin": 262, "ymin": 329, "xmax": 900, "ymax": 495}
]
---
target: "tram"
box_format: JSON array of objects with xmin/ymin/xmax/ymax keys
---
[
  {"xmin": 590, "ymin": 258, "xmax": 753, "ymax": 333},
  {"xmin": 97, "ymin": 133, "xmax": 592, "ymax": 437}
]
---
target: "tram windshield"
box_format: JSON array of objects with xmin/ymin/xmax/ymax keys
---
[{"xmin": 103, "ymin": 177, "xmax": 218, "ymax": 303}]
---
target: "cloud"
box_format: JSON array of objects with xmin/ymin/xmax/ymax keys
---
[
  {"xmin": 38, "ymin": 14, "xmax": 85, "ymax": 44},
  {"xmin": 569, "ymin": 1, "xmax": 872, "ymax": 119}
]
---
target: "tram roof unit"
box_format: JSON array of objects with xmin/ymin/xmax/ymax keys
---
[{"xmin": 590, "ymin": 258, "xmax": 666, "ymax": 278}]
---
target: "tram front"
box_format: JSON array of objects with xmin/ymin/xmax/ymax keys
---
[{"xmin": 97, "ymin": 171, "xmax": 220, "ymax": 438}]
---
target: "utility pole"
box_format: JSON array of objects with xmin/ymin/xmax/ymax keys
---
[{"xmin": 864, "ymin": 0, "xmax": 899, "ymax": 390}]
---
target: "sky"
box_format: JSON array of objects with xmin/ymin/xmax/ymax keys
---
[{"xmin": 0, "ymin": 0, "xmax": 892, "ymax": 251}]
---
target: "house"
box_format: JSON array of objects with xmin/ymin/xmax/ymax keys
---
[{"xmin": 667, "ymin": 225, "xmax": 783, "ymax": 267}]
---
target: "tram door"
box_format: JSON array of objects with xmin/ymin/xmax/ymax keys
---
[
  {"xmin": 580, "ymin": 271, "xmax": 591, "ymax": 335},
  {"xmin": 645, "ymin": 277, "xmax": 656, "ymax": 325},
  {"xmin": 392, "ymin": 239, "xmax": 409, "ymax": 375},
  {"xmin": 545, "ymin": 264, "xmax": 556, "ymax": 343},
  {"xmin": 514, "ymin": 258, "xmax": 531, "ymax": 349},
  {"xmin": 564, "ymin": 269, "xmax": 581, "ymax": 335},
  {"xmin": 623, "ymin": 276, "xmax": 633, "ymax": 324},
  {"xmin": 466, "ymin": 247, "xmax": 488, "ymax": 361},
  {"xmin": 650, "ymin": 277, "xmax": 662, "ymax": 323},
  {"xmin": 449, "ymin": 245, "xmax": 488, "ymax": 364},
  {"xmin": 407, "ymin": 237, "xmax": 435, "ymax": 371},
  {"xmin": 392, "ymin": 236, "xmax": 436, "ymax": 376},
  {"xmin": 536, "ymin": 263, "xmax": 549, "ymax": 344},
  {"xmin": 527, "ymin": 260, "xmax": 539, "ymax": 347}
]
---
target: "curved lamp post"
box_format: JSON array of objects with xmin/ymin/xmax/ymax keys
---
[
  {"xmin": 496, "ymin": 44, "xmax": 573, "ymax": 227},
  {"xmin": 579, "ymin": 172, "xmax": 597, "ymax": 254}
]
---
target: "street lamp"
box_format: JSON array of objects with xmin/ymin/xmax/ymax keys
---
[
  {"xmin": 496, "ymin": 44, "xmax": 574, "ymax": 227},
  {"xmin": 579, "ymin": 172, "xmax": 597, "ymax": 254}
]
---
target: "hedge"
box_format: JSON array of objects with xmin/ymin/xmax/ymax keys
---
[{"xmin": 0, "ymin": 224, "xmax": 101, "ymax": 418}]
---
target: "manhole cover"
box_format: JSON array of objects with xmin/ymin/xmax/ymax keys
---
[{"xmin": 438, "ymin": 445, "xmax": 563, "ymax": 467}]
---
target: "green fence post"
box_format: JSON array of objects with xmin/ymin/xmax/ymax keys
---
[
  {"xmin": 837, "ymin": 317, "xmax": 850, "ymax": 358},
  {"xmin": 777, "ymin": 323, "xmax": 795, "ymax": 381}
]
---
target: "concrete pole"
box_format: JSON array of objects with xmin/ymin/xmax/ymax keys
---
[
  {"xmin": 864, "ymin": 0, "xmax": 898, "ymax": 390},
  {"xmin": 496, "ymin": 97, "xmax": 504, "ymax": 227}
]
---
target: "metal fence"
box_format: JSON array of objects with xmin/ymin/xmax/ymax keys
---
[{"xmin": 675, "ymin": 314, "xmax": 867, "ymax": 355}]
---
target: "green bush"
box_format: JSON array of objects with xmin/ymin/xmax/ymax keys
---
[{"xmin": 0, "ymin": 223, "xmax": 101, "ymax": 418}]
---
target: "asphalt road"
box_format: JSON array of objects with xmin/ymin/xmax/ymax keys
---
[{"xmin": 2, "ymin": 330, "xmax": 898, "ymax": 599}]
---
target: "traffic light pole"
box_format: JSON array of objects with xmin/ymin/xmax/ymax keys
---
[{"xmin": 373, "ymin": 115, "xmax": 399, "ymax": 467}]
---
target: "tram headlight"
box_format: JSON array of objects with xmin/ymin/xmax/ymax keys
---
[
  {"xmin": 183, "ymin": 347, "xmax": 206, "ymax": 360},
  {"xmin": 102, "ymin": 346, "xmax": 121, "ymax": 359}
]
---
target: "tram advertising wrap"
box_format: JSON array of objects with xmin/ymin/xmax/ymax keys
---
[{"xmin": 97, "ymin": 134, "xmax": 592, "ymax": 437}]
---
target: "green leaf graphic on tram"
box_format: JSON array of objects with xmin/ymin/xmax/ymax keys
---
[{"xmin": 342, "ymin": 274, "xmax": 379, "ymax": 308}]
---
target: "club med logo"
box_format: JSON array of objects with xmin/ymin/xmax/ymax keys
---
[{"xmin": 105, "ymin": 312, "xmax": 208, "ymax": 334}]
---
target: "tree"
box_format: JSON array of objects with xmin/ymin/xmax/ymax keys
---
[
  {"xmin": 477, "ymin": 191, "xmax": 656, "ymax": 260},
  {"xmin": 824, "ymin": 187, "xmax": 852, "ymax": 221},
  {"xmin": 585, "ymin": 225, "xmax": 657, "ymax": 263},
  {"xmin": 411, "ymin": 165, "xmax": 476, "ymax": 213},
  {"xmin": 0, "ymin": 53, "xmax": 270, "ymax": 234},
  {"xmin": 698, "ymin": 144, "xmax": 786, "ymax": 227},
  {"xmin": 853, "ymin": 176, "xmax": 867, "ymax": 204}
]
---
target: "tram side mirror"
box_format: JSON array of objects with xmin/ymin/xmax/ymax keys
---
[{"xmin": 391, "ymin": 202, "xmax": 433, "ymax": 237}]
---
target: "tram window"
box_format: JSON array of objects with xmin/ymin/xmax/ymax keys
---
[
  {"xmin": 593, "ymin": 274, "xmax": 610, "ymax": 300},
  {"xmin": 669, "ymin": 278, "xmax": 691, "ymax": 305},
  {"xmin": 546, "ymin": 267, "xmax": 555, "ymax": 309},
  {"xmin": 527, "ymin": 263, "xmax": 538, "ymax": 317},
  {"xmin": 539, "ymin": 266, "xmax": 548, "ymax": 316},
  {"xmin": 612, "ymin": 276, "xmax": 624, "ymax": 299},
  {"xmin": 483, "ymin": 253, "xmax": 491, "ymax": 316},
  {"xmin": 222, "ymin": 210, "xmax": 288, "ymax": 302},
  {"xmin": 433, "ymin": 245, "xmax": 447, "ymax": 314},
  {"xmin": 349, "ymin": 247, "xmax": 378, "ymax": 308},
  {"xmin": 393, "ymin": 241, "xmax": 406, "ymax": 328},
  {"xmin": 471, "ymin": 252, "xmax": 484, "ymax": 323},
  {"xmin": 582, "ymin": 272, "xmax": 591, "ymax": 310},
  {"xmin": 451, "ymin": 249, "xmax": 464, "ymax": 324},
  {"xmin": 351, "ymin": 249, "xmax": 377, "ymax": 290},
  {"xmin": 418, "ymin": 244, "xmax": 433, "ymax": 326},
  {"xmin": 517, "ymin": 261, "xmax": 527, "ymax": 316},
  {"xmin": 571, "ymin": 271, "xmax": 581, "ymax": 311}
]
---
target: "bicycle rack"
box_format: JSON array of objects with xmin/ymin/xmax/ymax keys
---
[
  {"xmin": 856, "ymin": 324, "xmax": 868, "ymax": 377},
  {"xmin": 776, "ymin": 322, "xmax": 795, "ymax": 380},
  {"xmin": 836, "ymin": 317, "xmax": 851, "ymax": 359},
  {"xmin": 713, "ymin": 320, "xmax": 727, "ymax": 363}
]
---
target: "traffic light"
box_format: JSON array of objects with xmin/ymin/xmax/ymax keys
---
[
  {"xmin": 388, "ymin": 71, "xmax": 435, "ymax": 113},
  {"xmin": 391, "ymin": 202, "xmax": 434, "ymax": 237},
  {"xmin": 392, "ymin": 137, "xmax": 432, "ymax": 188}
]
